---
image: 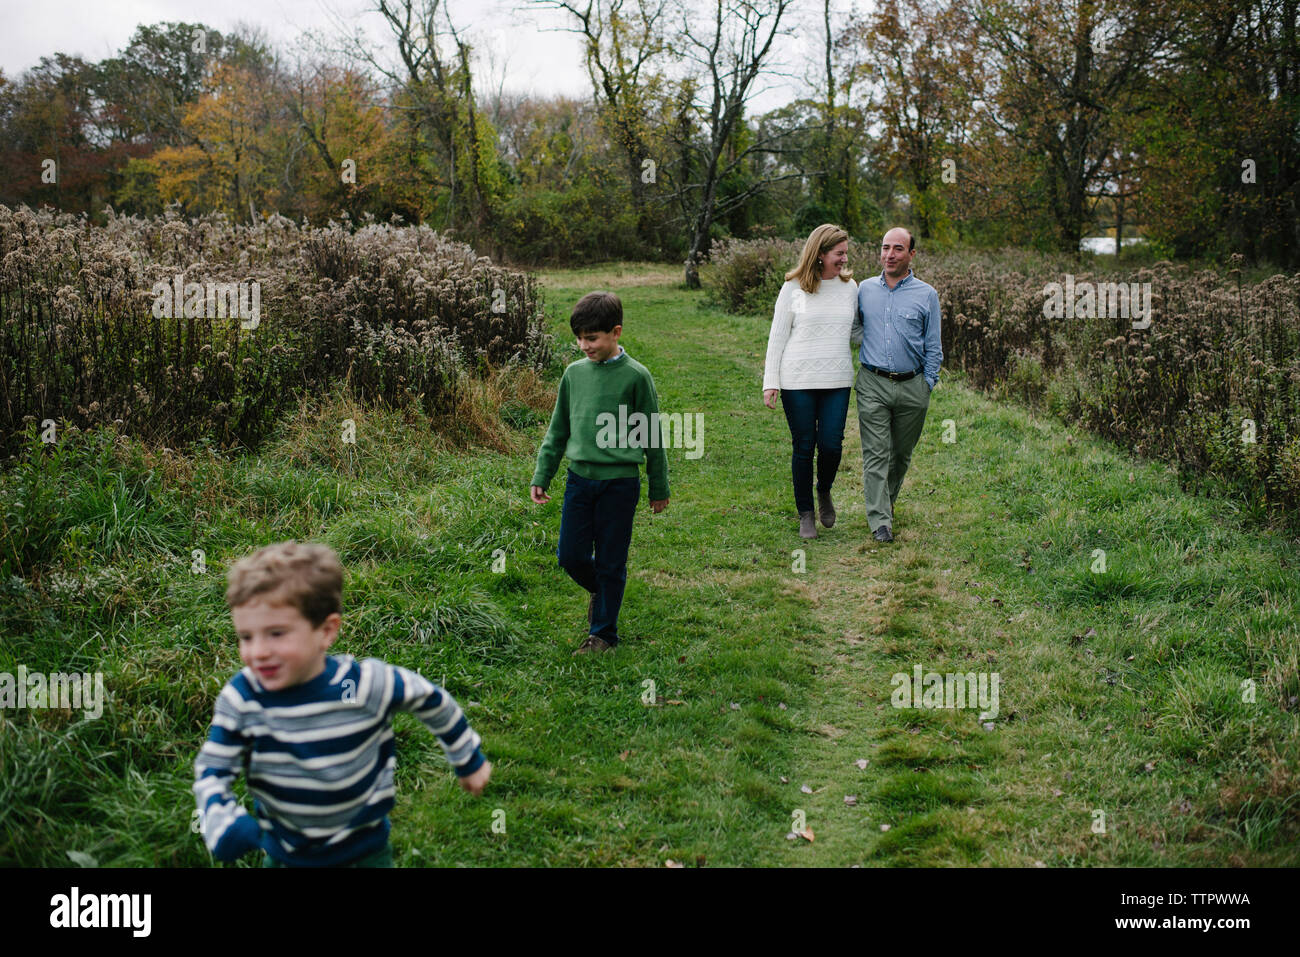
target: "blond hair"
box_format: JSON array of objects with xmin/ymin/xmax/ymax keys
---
[
  {"xmin": 785, "ymin": 224, "xmax": 853, "ymax": 294},
  {"xmin": 225, "ymin": 541, "xmax": 343, "ymax": 626}
]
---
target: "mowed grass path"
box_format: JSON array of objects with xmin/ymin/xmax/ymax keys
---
[
  {"xmin": 2, "ymin": 264, "xmax": 1296, "ymax": 866},
  {"xmin": 535, "ymin": 265, "xmax": 1300, "ymax": 867}
]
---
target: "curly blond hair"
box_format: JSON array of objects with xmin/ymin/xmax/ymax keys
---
[{"xmin": 225, "ymin": 541, "xmax": 343, "ymax": 626}]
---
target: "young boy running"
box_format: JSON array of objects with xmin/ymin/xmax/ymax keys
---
[
  {"xmin": 193, "ymin": 541, "xmax": 490, "ymax": 866},
  {"xmin": 530, "ymin": 291, "xmax": 669, "ymax": 654}
]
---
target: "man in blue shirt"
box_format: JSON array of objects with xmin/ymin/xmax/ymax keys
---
[{"xmin": 850, "ymin": 227, "xmax": 943, "ymax": 543}]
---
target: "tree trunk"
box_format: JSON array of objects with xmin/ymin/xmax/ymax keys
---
[{"xmin": 1114, "ymin": 192, "xmax": 1124, "ymax": 259}]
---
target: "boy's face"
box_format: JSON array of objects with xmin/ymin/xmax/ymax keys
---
[
  {"xmin": 577, "ymin": 325, "xmax": 621, "ymax": 362},
  {"xmin": 232, "ymin": 596, "xmax": 339, "ymax": 692}
]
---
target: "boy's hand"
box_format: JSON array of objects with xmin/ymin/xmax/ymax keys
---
[
  {"xmin": 460, "ymin": 760, "xmax": 491, "ymax": 796},
  {"xmin": 650, "ymin": 498, "xmax": 669, "ymax": 514},
  {"xmin": 530, "ymin": 485, "xmax": 550, "ymax": 504},
  {"xmin": 763, "ymin": 389, "xmax": 779, "ymax": 409}
]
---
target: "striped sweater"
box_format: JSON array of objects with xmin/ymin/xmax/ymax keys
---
[{"xmin": 193, "ymin": 653, "xmax": 484, "ymax": 866}]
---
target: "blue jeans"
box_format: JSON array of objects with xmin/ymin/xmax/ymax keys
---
[
  {"xmin": 556, "ymin": 469, "xmax": 640, "ymax": 645},
  {"xmin": 780, "ymin": 387, "xmax": 850, "ymax": 514}
]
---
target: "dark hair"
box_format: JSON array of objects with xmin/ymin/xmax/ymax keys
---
[{"xmin": 570, "ymin": 291, "xmax": 623, "ymax": 334}]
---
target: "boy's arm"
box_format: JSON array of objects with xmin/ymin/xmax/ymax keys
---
[
  {"xmin": 388, "ymin": 664, "xmax": 486, "ymax": 779},
  {"xmin": 638, "ymin": 371, "xmax": 670, "ymax": 502},
  {"xmin": 530, "ymin": 370, "xmax": 571, "ymax": 491},
  {"xmin": 193, "ymin": 686, "xmax": 263, "ymax": 863}
]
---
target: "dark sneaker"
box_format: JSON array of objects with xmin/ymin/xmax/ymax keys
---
[
  {"xmin": 817, "ymin": 489, "xmax": 836, "ymax": 528},
  {"xmin": 573, "ymin": 635, "xmax": 612, "ymax": 655},
  {"xmin": 798, "ymin": 510, "xmax": 817, "ymax": 539},
  {"xmin": 873, "ymin": 526, "xmax": 893, "ymax": 543}
]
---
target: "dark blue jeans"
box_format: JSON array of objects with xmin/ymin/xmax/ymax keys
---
[
  {"xmin": 556, "ymin": 469, "xmax": 640, "ymax": 645},
  {"xmin": 780, "ymin": 387, "xmax": 850, "ymax": 514}
]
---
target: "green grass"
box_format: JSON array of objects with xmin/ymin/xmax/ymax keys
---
[{"xmin": 1, "ymin": 264, "xmax": 1296, "ymax": 867}]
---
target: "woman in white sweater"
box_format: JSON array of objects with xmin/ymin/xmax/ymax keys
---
[{"xmin": 762, "ymin": 224, "xmax": 858, "ymax": 539}]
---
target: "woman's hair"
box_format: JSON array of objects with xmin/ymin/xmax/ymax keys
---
[{"xmin": 785, "ymin": 224, "xmax": 853, "ymax": 294}]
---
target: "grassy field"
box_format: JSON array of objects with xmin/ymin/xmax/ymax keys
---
[{"xmin": 1, "ymin": 263, "xmax": 1297, "ymax": 867}]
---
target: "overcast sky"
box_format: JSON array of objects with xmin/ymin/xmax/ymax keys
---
[{"xmin": 3, "ymin": 0, "xmax": 849, "ymax": 111}]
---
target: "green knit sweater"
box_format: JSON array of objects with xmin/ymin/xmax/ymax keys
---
[{"xmin": 531, "ymin": 353, "xmax": 671, "ymax": 501}]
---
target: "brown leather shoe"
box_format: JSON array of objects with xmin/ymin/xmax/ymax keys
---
[
  {"xmin": 799, "ymin": 511, "xmax": 817, "ymax": 539},
  {"xmin": 817, "ymin": 489, "xmax": 836, "ymax": 528},
  {"xmin": 573, "ymin": 635, "xmax": 612, "ymax": 655}
]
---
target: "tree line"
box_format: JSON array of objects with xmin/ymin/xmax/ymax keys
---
[{"xmin": 1, "ymin": 0, "xmax": 1296, "ymax": 273}]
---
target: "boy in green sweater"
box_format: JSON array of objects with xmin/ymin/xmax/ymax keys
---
[{"xmin": 530, "ymin": 291, "xmax": 670, "ymax": 654}]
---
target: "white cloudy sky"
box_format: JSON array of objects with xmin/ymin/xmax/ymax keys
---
[{"xmin": 3, "ymin": 0, "xmax": 854, "ymax": 111}]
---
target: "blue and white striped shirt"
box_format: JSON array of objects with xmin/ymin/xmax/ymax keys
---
[{"xmin": 194, "ymin": 653, "xmax": 484, "ymax": 866}]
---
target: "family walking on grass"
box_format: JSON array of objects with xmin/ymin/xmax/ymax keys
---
[
  {"xmin": 527, "ymin": 223, "xmax": 943, "ymax": 659},
  {"xmin": 193, "ymin": 224, "xmax": 941, "ymax": 868}
]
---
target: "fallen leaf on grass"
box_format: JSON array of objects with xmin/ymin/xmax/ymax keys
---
[
  {"xmin": 619, "ymin": 750, "xmax": 630, "ymax": 761},
  {"xmin": 664, "ymin": 860, "xmax": 685, "ymax": 868},
  {"xmin": 797, "ymin": 828, "xmax": 814, "ymax": 842},
  {"xmin": 844, "ymin": 795, "xmax": 857, "ymax": 806},
  {"xmin": 780, "ymin": 776, "xmax": 789, "ymax": 784},
  {"xmin": 800, "ymin": 785, "xmax": 813, "ymax": 794},
  {"xmin": 854, "ymin": 759, "xmax": 869, "ymax": 770},
  {"xmin": 879, "ymin": 824, "xmax": 891, "ymax": 832}
]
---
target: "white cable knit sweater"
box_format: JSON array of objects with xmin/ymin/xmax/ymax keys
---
[{"xmin": 763, "ymin": 276, "xmax": 858, "ymax": 391}]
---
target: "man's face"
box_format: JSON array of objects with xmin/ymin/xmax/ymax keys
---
[
  {"xmin": 234, "ymin": 596, "xmax": 338, "ymax": 692},
  {"xmin": 880, "ymin": 230, "xmax": 915, "ymax": 278},
  {"xmin": 577, "ymin": 326, "xmax": 622, "ymax": 362}
]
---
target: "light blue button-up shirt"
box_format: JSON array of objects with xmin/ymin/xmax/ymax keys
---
[{"xmin": 852, "ymin": 270, "xmax": 943, "ymax": 390}]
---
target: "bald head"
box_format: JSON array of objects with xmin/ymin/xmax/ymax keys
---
[{"xmin": 880, "ymin": 227, "xmax": 916, "ymax": 282}]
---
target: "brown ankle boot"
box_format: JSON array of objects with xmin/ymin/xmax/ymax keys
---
[
  {"xmin": 798, "ymin": 511, "xmax": 817, "ymax": 539},
  {"xmin": 817, "ymin": 489, "xmax": 836, "ymax": 528}
]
